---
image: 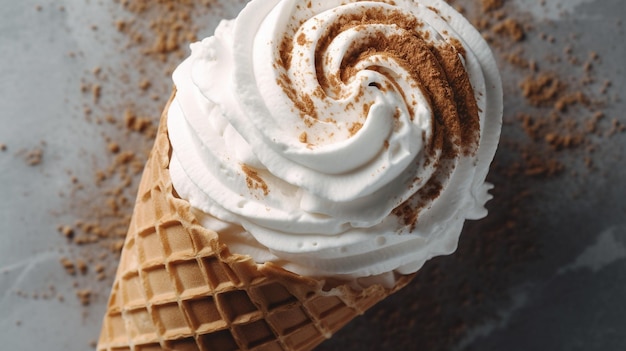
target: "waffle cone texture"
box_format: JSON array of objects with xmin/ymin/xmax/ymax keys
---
[{"xmin": 96, "ymin": 90, "xmax": 415, "ymax": 351}]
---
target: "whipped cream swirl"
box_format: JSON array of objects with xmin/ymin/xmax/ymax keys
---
[{"xmin": 168, "ymin": 0, "xmax": 502, "ymax": 281}]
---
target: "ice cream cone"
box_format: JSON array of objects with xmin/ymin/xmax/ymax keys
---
[{"xmin": 96, "ymin": 90, "xmax": 415, "ymax": 351}]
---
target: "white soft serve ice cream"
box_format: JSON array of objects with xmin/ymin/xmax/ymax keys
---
[{"xmin": 167, "ymin": 0, "xmax": 502, "ymax": 283}]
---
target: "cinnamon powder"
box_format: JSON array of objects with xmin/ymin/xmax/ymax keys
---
[
  {"xmin": 242, "ymin": 164, "xmax": 270, "ymax": 196},
  {"xmin": 276, "ymin": 6, "xmax": 481, "ymax": 229},
  {"xmin": 53, "ymin": 0, "xmax": 223, "ymax": 308}
]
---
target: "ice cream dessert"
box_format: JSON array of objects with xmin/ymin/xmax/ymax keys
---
[
  {"xmin": 167, "ymin": 0, "xmax": 502, "ymax": 285},
  {"xmin": 97, "ymin": 0, "xmax": 502, "ymax": 350}
]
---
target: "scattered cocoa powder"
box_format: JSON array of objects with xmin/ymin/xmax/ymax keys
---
[
  {"xmin": 20, "ymin": 147, "xmax": 44, "ymax": 166},
  {"xmin": 76, "ymin": 259, "xmax": 88, "ymax": 275},
  {"xmin": 493, "ymin": 18, "xmax": 526, "ymax": 42},
  {"xmin": 59, "ymin": 257, "xmax": 76, "ymax": 276},
  {"xmin": 107, "ymin": 142, "xmax": 120, "ymax": 154},
  {"xmin": 58, "ymin": 225, "xmax": 74, "ymax": 239},
  {"xmin": 53, "ymin": 0, "xmax": 227, "ymax": 309},
  {"xmin": 76, "ymin": 289, "xmax": 92, "ymax": 306},
  {"xmin": 481, "ymin": 0, "xmax": 503, "ymax": 12},
  {"xmin": 520, "ymin": 73, "xmax": 565, "ymax": 106},
  {"xmin": 92, "ymin": 84, "xmax": 101, "ymax": 104}
]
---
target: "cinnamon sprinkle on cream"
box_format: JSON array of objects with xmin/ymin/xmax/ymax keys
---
[
  {"xmin": 272, "ymin": 5, "xmax": 482, "ymax": 229},
  {"xmin": 242, "ymin": 164, "xmax": 269, "ymax": 196},
  {"xmin": 299, "ymin": 132, "xmax": 308, "ymax": 143}
]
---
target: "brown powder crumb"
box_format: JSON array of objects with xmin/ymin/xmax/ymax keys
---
[
  {"xmin": 586, "ymin": 111, "xmax": 605, "ymax": 133},
  {"xmin": 481, "ymin": 0, "xmax": 504, "ymax": 12},
  {"xmin": 104, "ymin": 114, "xmax": 117, "ymax": 124},
  {"xmin": 427, "ymin": 6, "xmax": 440, "ymax": 15},
  {"xmin": 76, "ymin": 289, "xmax": 92, "ymax": 306},
  {"xmin": 349, "ymin": 122, "xmax": 364, "ymax": 136},
  {"xmin": 124, "ymin": 109, "xmax": 153, "ymax": 134},
  {"xmin": 58, "ymin": 225, "xmax": 74, "ymax": 239},
  {"xmin": 544, "ymin": 133, "xmax": 583, "ymax": 150},
  {"xmin": 59, "ymin": 257, "xmax": 76, "ymax": 276},
  {"xmin": 522, "ymin": 155, "xmax": 564, "ymax": 177},
  {"xmin": 92, "ymin": 84, "xmax": 101, "ymax": 104},
  {"xmin": 493, "ymin": 19, "xmax": 525, "ymax": 42},
  {"xmin": 24, "ymin": 148, "xmax": 44, "ymax": 166},
  {"xmin": 241, "ymin": 164, "xmax": 270, "ymax": 196},
  {"xmin": 107, "ymin": 142, "xmax": 121, "ymax": 154},
  {"xmin": 111, "ymin": 240, "xmax": 125, "ymax": 253},
  {"xmin": 94, "ymin": 171, "xmax": 106, "ymax": 185},
  {"xmin": 139, "ymin": 79, "xmax": 151, "ymax": 91},
  {"xmin": 95, "ymin": 264, "xmax": 105, "ymax": 274},
  {"xmin": 504, "ymin": 52, "xmax": 535, "ymax": 70},
  {"xmin": 520, "ymin": 74, "xmax": 564, "ymax": 106},
  {"xmin": 115, "ymin": 20, "xmax": 126, "ymax": 32},
  {"xmin": 600, "ymin": 80, "xmax": 612, "ymax": 94},
  {"xmin": 114, "ymin": 151, "xmax": 135, "ymax": 166},
  {"xmin": 0, "ymin": 143, "xmax": 6, "ymax": 151},
  {"xmin": 299, "ymin": 132, "xmax": 308, "ymax": 143},
  {"xmin": 554, "ymin": 91, "xmax": 589, "ymax": 112},
  {"xmin": 608, "ymin": 118, "xmax": 626, "ymax": 136},
  {"xmin": 297, "ymin": 32, "xmax": 307, "ymax": 46},
  {"xmin": 76, "ymin": 259, "xmax": 88, "ymax": 275},
  {"xmin": 393, "ymin": 180, "xmax": 443, "ymax": 230}
]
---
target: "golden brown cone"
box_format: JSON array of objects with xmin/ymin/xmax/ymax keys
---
[{"xmin": 96, "ymin": 90, "xmax": 415, "ymax": 351}]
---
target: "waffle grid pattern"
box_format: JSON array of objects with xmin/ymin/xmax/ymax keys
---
[{"xmin": 97, "ymin": 93, "xmax": 413, "ymax": 351}]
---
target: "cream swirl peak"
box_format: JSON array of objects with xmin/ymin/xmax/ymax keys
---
[{"xmin": 167, "ymin": 0, "xmax": 502, "ymax": 280}]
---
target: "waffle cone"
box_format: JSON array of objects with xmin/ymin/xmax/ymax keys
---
[{"xmin": 96, "ymin": 90, "xmax": 415, "ymax": 351}]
